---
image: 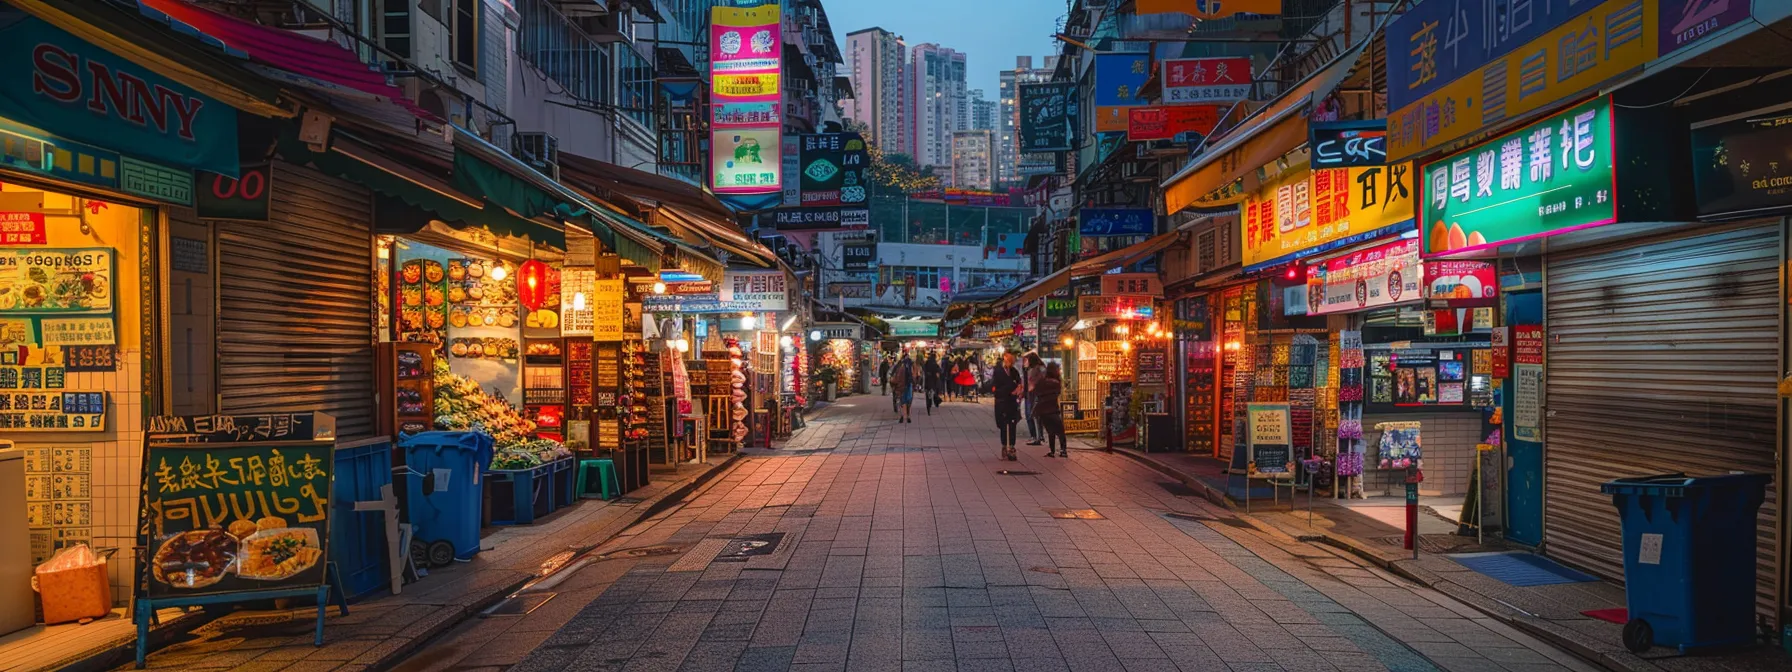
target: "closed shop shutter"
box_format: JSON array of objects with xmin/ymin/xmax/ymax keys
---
[
  {"xmin": 1544, "ymin": 221, "xmax": 1780, "ymax": 616},
  {"xmin": 215, "ymin": 161, "xmax": 376, "ymax": 439}
]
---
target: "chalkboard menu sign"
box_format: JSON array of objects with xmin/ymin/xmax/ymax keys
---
[
  {"xmin": 139, "ymin": 412, "xmax": 336, "ymax": 599},
  {"xmin": 1247, "ymin": 403, "xmax": 1291, "ymax": 474}
]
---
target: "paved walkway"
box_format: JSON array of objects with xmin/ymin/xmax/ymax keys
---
[
  {"xmin": 111, "ymin": 457, "xmax": 734, "ymax": 672},
  {"xmin": 398, "ymin": 394, "xmax": 1596, "ymax": 672}
]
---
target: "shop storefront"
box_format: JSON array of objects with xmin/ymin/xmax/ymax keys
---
[
  {"xmin": 0, "ymin": 5, "xmax": 257, "ymax": 603},
  {"xmin": 645, "ymin": 269, "xmax": 792, "ymax": 450},
  {"xmin": 808, "ymin": 322, "xmax": 864, "ymax": 401}
]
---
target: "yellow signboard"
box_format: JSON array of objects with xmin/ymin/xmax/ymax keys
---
[
  {"xmin": 1241, "ymin": 163, "xmax": 1416, "ymax": 269},
  {"xmin": 713, "ymin": 73, "xmax": 781, "ymax": 99},
  {"xmin": 1387, "ymin": 0, "xmax": 1658, "ymax": 162}
]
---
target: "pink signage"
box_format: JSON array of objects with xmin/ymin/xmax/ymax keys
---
[{"xmin": 1304, "ymin": 238, "xmax": 1422, "ymax": 315}]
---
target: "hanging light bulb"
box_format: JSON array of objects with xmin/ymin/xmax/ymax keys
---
[
  {"xmin": 675, "ymin": 338, "xmax": 690, "ymax": 353},
  {"xmin": 779, "ymin": 335, "xmax": 794, "ymax": 348},
  {"xmin": 652, "ymin": 281, "xmax": 667, "ymax": 294},
  {"xmin": 1121, "ymin": 340, "xmax": 1132, "ymax": 352},
  {"xmin": 740, "ymin": 314, "xmax": 757, "ymax": 330},
  {"xmin": 1062, "ymin": 336, "xmax": 1074, "ymax": 348},
  {"xmin": 489, "ymin": 263, "xmax": 508, "ymax": 281},
  {"xmin": 572, "ymin": 292, "xmax": 587, "ymax": 310}
]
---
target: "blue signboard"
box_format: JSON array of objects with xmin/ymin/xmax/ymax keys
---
[
  {"xmin": 644, "ymin": 294, "xmax": 757, "ymax": 314},
  {"xmin": 0, "ymin": 8, "xmax": 238, "ymax": 176},
  {"xmin": 1079, "ymin": 208, "xmax": 1155, "ymax": 237},
  {"xmin": 1385, "ymin": 0, "xmax": 1604, "ymax": 113},
  {"xmin": 1093, "ymin": 53, "xmax": 1151, "ymax": 133}
]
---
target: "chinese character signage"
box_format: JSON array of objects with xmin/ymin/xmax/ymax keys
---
[
  {"xmin": 0, "ymin": 248, "xmax": 114, "ymax": 314},
  {"xmin": 1079, "ymin": 208, "xmax": 1155, "ymax": 237},
  {"xmin": 1424, "ymin": 260, "xmax": 1499, "ymax": 306},
  {"xmin": 0, "ymin": 211, "xmax": 44, "ymax": 244},
  {"xmin": 591, "ymin": 277, "xmax": 625, "ymax": 341},
  {"xmin": 1690, "ymin": 105, "xmax": 1792, "ymax": 219},
  {"xmin": 1161, "ymin": 57, "xmax": 1253, "ymax": 104},
  {"xmin": 1387, "ymin": 0, "xmax": 1658, "ymax": 162},
  {"xmin": 39, "ymin": 317, "xmax": 115, "ymax": 345},
  {"xmin": 1100, "ymin": 273, "xmax": 1163, "ymax": 297},
  {"xmin": 710, "ymin": 5, "xmax": 781, "ymax": 196},
  {"xmin": 1310, "ymin": 120, "xmax": 1387, "ymax": 169},
  {"xmin": 1078, "ymin": 295, "xmax": 1155, "ymax": 320},
  {"xmin": 717, "ymin": 270, "xmax": 789, "ymax": 311},
  {"xmin": 797, "ymin": 133, "xmax": 869, "ymax": 207},
  {"xmin": 1242, "ymin": 163, "xmax": 1416, "ymax": 269},
  {"xmin": 1305, "ymin": 238, "xmax": 1422, "ymax": 315},
  {"xmin": 0, "ymin": 10, "xmax": 238, "ymax": 176},
  {"xmin": 711, "ymin": 127, "xmax": 783, "ymax": 194},
  {"xmin": 1421, "ymin": 97, "xmax": 1615, "ymax": 256},
  {"xmin": 559, "ymin": 268, "xmax": 594, "ymax": 337},
  {"xmin": 140, "ymin": 412, "xmax": 336, "ymax": 599},
  {"xmin": 843, "ymin": 241, "xmax": 874, "ymax": 270},
  {"xmin": 1019, "ymin": 82, "xmax": 1077, "ymax": 152},
  {"xmin": 772, "ymin": 206, "xmax": 869, "ymax": 230},
  {"xmin": 1127, "ymin": 105, "xmax": 1222, "ymax": 143},
  {"xmin": 0, "ymin": 359, "xmax": 106, "ymax": 430},
  {"xmin": 1094, "ymin": 53, "xmax": 1152, "ymax": 133}
]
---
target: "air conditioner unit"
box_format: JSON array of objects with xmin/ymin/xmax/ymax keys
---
[{"xmin": 512, "ymin": 132, "xmax": 560, "ymax": 178}]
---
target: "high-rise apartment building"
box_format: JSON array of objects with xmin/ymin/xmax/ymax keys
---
[
  {"xmin": 997, "ymin": 55, "xmax": 1059, "ymax": 186},
  {"xmin": 971, "ymin": 90, "xmax": 997, "ymax": 132},
  {"xmin": 908, "ymin": 43, "xmax": 968, "ymax": 170},
  {"xmin": 950, "ymin": 130, "xmax": 995, "ymax": 191},
  {"xmin": 845, "ymin": 27, "xmax": 908, "ymax": 153}
]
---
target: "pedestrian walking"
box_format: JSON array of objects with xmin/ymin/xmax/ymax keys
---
[
  {"xmin": 1035, "ymin": 362, "xmax": 1068, "ymax": 457},
  {"xmin": 953, "ymin": 357, "xmax": 977, "ymax": 402},
  {"xmin": 922, "ymin": 353, "xmax": 943, "ymax": 414},
  {"xmin": 1023, "ymin": 353, "xmax": 1045, "ymax": 446},
  {"xmin": 878, "ymin": 358, "xmax": 891, "ymax": 396},
  {"xmin": 890, "ymin": 353, "xmax": 915, "ymax": 423},
  {"xmin": 991, "ymin": 352, "xmax": 1024, "ymax": 461}
]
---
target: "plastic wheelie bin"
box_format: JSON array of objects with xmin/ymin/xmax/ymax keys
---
[
  {"xmin": 399, "ymin": 431, "xmax": 494, "ymax": 567},
  {"xmin": 1601, "ymin": 472, "xmax": 1770, "ymax": 653}
]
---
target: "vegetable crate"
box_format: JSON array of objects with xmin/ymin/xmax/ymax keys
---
[{"xmin": 485, "ymin": 461, "xmax": 558, "ymax": 526}]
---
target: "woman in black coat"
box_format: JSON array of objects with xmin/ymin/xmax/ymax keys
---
[{"xmin": 990, "ymin": 351, "xmax": 1024, "ymax": 461}]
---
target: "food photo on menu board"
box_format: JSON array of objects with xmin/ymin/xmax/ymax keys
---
[{"xmin": 140, "ymin": 413, "xmax": 335, "ymax": 598}]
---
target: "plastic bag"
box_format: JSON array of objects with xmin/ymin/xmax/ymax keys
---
[{"xmin": 35, "ymin": 544, "xmax": 103, "ymax": 577}]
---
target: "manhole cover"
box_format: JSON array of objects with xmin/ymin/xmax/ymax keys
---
[
  {"xmin": 1044, "ymin": 508, "xmax": 1104, "ymax": 520},
  {"xmin": 996, "ymin": 470, "xmax": 1040, "ymax": 476},
  {"xmin": 1157, "ymin": 481, "xmax": 1202, "ymax": 498},
  {"xmin": 484, "ymin": 593, "xmax": 556, "ymax": 615},
  {"xmin": 715, "ymin": 533, "xmax": 785, "ymax": 561}
]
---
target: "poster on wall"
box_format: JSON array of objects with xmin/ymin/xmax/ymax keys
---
[
  {"xmin": 1426, "ymin": 260, "xmax": 1498, "ymax": 305},
  {"xmin": 139, "ymin": 412, "xmax": 336, "ymax": 599},
  {"xmin": 1247, "ymin": 403, "xmax": 1291, "ymax": 474},
  {"xmin": 711, "ymin": 128, "xmax": 783, "ymax": 195},
  {"xmin": 0, "ymin": 248, "xmax": 114, "ymax": 314},
  {"xmin": 1375, "ymin": 420, "xmax": 1422, "ymax": 469}
]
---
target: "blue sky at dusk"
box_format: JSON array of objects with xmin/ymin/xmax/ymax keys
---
[{"xmin": 827, "ymin": 0, "xmax": 1063, "ymax": 98}]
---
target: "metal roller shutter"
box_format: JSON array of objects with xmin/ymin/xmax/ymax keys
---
[
  {"xmin": 216, "ymin": 161, "xmax": 376, "ymax": 439},
  {"xmin": 1544, "ymin": 221, "xmax": 1780, "ymax": 616}
]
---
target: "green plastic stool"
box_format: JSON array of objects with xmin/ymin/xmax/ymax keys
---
[{"xmin": 575, "ymin": 459, "xmax": 619, "ymax": 500}]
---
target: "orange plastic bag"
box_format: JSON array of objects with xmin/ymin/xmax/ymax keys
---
[{"xmin": 32, "ymin": 545, "xmax": 112, "ymax": 625}]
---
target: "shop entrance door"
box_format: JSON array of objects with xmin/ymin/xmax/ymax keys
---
[{"xmin": 1503, "ymin": 290, "xmax": 1544, "ymax": 546}]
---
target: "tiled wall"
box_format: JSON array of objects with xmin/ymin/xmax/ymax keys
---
[
  {"xmin": 9, "ymin": 347, "xmax": 143, "ymax": 603},
  {"xmin": 1361, "ymin": 412, "xmax": 1485, "ymax": 497}
]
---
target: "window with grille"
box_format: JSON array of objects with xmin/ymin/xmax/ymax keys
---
[
  {"xmin": 381, "ymin": 0, "xmax": 411, "ymax": 59},
  {"xmin": 1196, "ymin": 230, "xmax": 1215, "ymax": 272},
  {"xmin": 619, "ymin": 45, "xmax": 655, "ymax": 129}
]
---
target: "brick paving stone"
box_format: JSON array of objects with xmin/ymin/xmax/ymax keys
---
[{"xmin": 394, "ymin": 398, "xmax": 1599, "ymax": 672}]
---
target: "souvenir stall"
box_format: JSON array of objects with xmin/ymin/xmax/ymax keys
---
[
  {"xmin": 1214, "ymin": 278, "xmax": 1333, "ymax": 500},
  {"xmin": 808, "ymin": 322, "xmax": 863, "ymax": 402}
]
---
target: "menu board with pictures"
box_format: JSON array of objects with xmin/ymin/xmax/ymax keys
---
[
  {"xmin": 397, "ymin": 259, "xmax": 448, "ymax": 345},
  {"xmin": 0, "ymin": 248, "xmax": 114, "ymax": 314},
  {"xmin": 140, "ymin": 412, "xmax": 335, "ymax": 599}
]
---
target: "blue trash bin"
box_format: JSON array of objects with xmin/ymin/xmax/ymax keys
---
[
  {"xmin": 399, "ymin": 431, "xmax": 494, "ymax": 566},
  {"xmin": 1601, "ymin": 472, "xmax": 1770, "ymax": 653}
]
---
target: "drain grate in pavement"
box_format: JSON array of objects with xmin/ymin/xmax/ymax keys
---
[
  {"xmin": 1157, "ymin": 481, "xmax": 1203, "ymax": 498},
  {"xmin": 484, "ymin": 593, "xmax": 556, "ymax": 615},
  {"xmin": 667, "ymin": 538, "xmax": 734, "ymax": 572},
  {"xmin": 599, "ymin": 545, "xmax": 683, "ymax": 560},
  {"xmin": 996, "ymin": 470, "xmax": 1040, "ymax": 476},
  {"xmin": 714, "ymin": 533, "xmax": 785, "ymax": 562},
  {"xmin": 1044, "ymin": 508, "xmax": 1105, "ymax": 520}
]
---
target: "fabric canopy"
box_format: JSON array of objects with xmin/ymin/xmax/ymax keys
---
[
  {"xmin": 1070, "ymin": 230, "xmax": 1184, "ymax": 277},
  {"xmin": 134, "ymin": 0, "xmax": 437, "ymax": 120}
]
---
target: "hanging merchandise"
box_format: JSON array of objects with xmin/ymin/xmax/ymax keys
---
[
  {"xmin": 1375, "ymin": 421, "xmax": 1422, "ymax": 470},
  {"xmin": 727, "ymin": 337, "xmax": 749, "ymax": 445}
]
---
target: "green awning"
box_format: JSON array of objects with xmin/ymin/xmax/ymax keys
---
[
  {"xmin": 452, "ymin": 148, "xmax": 587, "ymax": 224},
  {"xmin": 279, "ymin": 133, "xmax": 567, "ymax": 248}
]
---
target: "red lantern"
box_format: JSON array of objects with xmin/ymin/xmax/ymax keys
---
[{"xmin": 517, "ymin": 259, "xmax": 551, "ymax": 311}]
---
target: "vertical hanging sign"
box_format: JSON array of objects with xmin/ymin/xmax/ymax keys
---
[{"xmin": 710, "ymin": 5, "xmax": 783, "ymax": 196}]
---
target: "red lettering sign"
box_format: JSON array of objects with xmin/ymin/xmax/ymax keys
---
[
  {"xmin": 1127, "ymin": 105, "xmax": 1222, "ymax": 142},
  {"xmin": 0, "ymin": 212, "xmax": 46, "ymax": 245}
]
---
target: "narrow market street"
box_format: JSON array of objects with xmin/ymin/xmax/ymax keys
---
[{"xmin": 390, "ymin": 395, "xmax": 1594, "ymax": 672}]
